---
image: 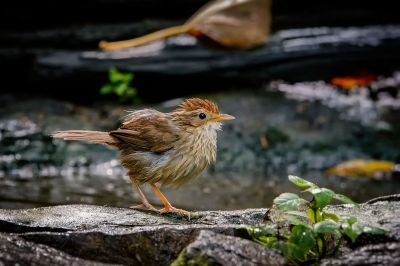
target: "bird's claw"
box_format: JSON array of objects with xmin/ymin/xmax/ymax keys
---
[
  {"xmin": 159, "ymin": 206, "xmax": 191, "ymax": 219},
  {"xmin": 130, "ymin": 203, "xmax": 158, "ymax": 212}
]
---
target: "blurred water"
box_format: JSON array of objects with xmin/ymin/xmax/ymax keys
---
[{"xmin": 0, "ymin": 81, "xmax": 399, "ymax": 210}]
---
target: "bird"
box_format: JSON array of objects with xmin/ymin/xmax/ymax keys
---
[{"xmin": 51, "ymin": 98, "xmax": 234, "ymax": 217}]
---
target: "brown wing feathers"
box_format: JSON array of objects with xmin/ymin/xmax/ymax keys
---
[
  {"xmin": 52, "ymin": 109, "xmax": 180, "ymax": 153},
  {"xmin": 111, "ymin": 112, "xmax": 179, "ymax": 153}
]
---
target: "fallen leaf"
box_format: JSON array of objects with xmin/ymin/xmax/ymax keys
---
[
  {"xmin": 330, "ymin": 74, "xmax": 377, "ymax": 89},
  {"xmin": 100, "ymin": 0, "xmax": 271, "ymax": 50},
  {"xmin": 325, "ymin": 159, "xmax": 395, "ymax": 178}
]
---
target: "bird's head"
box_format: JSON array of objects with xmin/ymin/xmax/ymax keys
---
[{"xmin": 172, "ymin": 98, "xmax": 235, "ymax": 128}]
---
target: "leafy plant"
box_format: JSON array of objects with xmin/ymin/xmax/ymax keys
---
[
  {"xmin": 240, "ymin": 175, "xmax": 386, "ymax": 265},
  {"xmin": 100, "ymin": 67, "xmax": 139, "ymax": 103}
]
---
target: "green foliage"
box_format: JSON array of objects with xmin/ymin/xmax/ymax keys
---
[
  {"xmin": 273, "ymin": 193, "xmax": 308, "ymax": 211},
  {"xmin": 100, "ymin": 67, "xmax": 139, "ymax": 103},
  {"xmin": 240, "ymin": 175, "xmax": 386, "ymax": 265},
  {"xmin": 288, "ymin": 175, "xmax": 316, "ymax": 188}
]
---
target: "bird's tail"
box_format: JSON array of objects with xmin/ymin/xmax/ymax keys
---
[{"xmin": 51, "ymin": 130, "xmax": 116, "ymax": 146}]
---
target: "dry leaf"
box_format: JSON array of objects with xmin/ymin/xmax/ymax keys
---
[
  {"xmin": 330, "ymin": 74, "xmax": 377, "ymax": 89},
  {"xmin": 100, "ymin": 0, "xmax": 271, "ymax": 50},
  {"xmin": 325, "ymin": 159, "xmax": 395, "ymax": 178}
]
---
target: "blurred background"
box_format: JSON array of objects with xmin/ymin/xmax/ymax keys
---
[{"xmin": 0, "ymin": 0, "xmax": 399, "ymax": 210}]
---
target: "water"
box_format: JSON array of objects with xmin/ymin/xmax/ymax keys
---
[{"xmin": 0, "ymin": 81, "xmax": 399, "ymax": 210}]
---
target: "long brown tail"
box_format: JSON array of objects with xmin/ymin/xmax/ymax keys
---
[{"xmin": 51, "ymin": 130, "xmax": 116, "ymax": 146}]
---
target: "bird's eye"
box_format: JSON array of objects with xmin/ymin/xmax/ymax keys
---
[{"xmin": 198, "ymin": 113, "xmax": 206, "ymax": 119}]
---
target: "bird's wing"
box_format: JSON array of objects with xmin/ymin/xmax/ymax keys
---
[{"xmin": 110, "ymin": 109, "xmax": 180, "ymax": 153}]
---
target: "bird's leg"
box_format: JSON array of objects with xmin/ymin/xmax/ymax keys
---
[
  {"xmin": 150, "ymin": 183, "xmax": 191, "ymax": 218},
  {"xmin": 129, "ymin": 176, "xmax": 158, "ymax": 212}
]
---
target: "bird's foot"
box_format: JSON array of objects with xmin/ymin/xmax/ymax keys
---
[
  {"xmin": 159, "ymin": 206, "xmax": 191, "ymax": 219},
  {"xmin": 130, "ymin": 203, "xmax": 158, "ymax": 212}
]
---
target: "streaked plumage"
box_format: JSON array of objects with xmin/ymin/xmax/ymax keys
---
[{"xmin": 51, "ymin": 98, "xmax": 234, "ymax": 215}]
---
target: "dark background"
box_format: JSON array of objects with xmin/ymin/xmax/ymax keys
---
[{"xmin": 2, "ymin": 0, "xmax": 400, "ymax": 102}]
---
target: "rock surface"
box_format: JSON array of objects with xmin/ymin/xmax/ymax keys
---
[
  {"xmin": 0, "ymin": 195, "xmax": 399, "ymax": 265},
  {"xmin": 326, "ymin": 197, "xmax": 400, "ymax": 242},
  {"xmin": 0, "ymin": 206, "xmax": 268, "ymax": 265},
  {"xmin": 0, "ymin": 233, "xmax": 117, "ymax": 266},
  {"xmin": 321, "ymin": 243, "xmax": 400, "ymax": 266},
  {"xmin": 172, "ymin": 230, "xmax": 287, "ymax": 266}
]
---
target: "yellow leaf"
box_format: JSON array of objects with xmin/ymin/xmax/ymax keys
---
[{"xmin": 325, "ymin": 159, "xmax": 395, "ymax": 178}]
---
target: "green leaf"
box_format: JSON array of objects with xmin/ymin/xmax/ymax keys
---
[
  {"xmin": 307, "ymin": 208, "xmax": 316, "ymax": 223},
  {"xmin": 288, "ymin": 175, "xmax": 317, "ymax": 188},
  {"xmin": 314, "ymin": 220, "xmax": 340, "ymax": 235},
  {"xmin": 244, "ymin": 224, "xmax": 277, "ymax": 239},
  {"xmin": 109, "ymin": 67, "xmax": 119, "ymax": 82},
  {"xmin": 341, "ymin": 216, "xmax": 357, "ymax": 225},
  {"xmin": 284, "ymin": 215, "xmax": 309, "ymax": 227},
  {"xmin": 308, "ymin": 209, "xmax": 323, "ymax": 223},
  {"xmin": 310, "ymin": 188, "xmax": 335, "ymax": 209},
  {"xmin": 322, "ymin": 212, "xmax": 339, "ymax": 222},
  {"xmin": 317, "ymin": 237, "xmax": 324, "ymax": 254},
  {"xmin": 342, "ymin": 221, "xmax": 363, "ymax": 243},
  {"xmin": 333, "ymin": 193, "xmax": 357, "ymax": 205},
  {"xmin": 109, "ymin": 67, "xmax": 134, "ymax": 83},
  {"xmin": 257, "ymin": 236, "xmax": 278, "ymax": 246},
  {"xmin": 362, "ymin": 226, "xmax": 387, "ymax": 235},
  {"xmin": 274, "ymin": 193, "xmax": 308, "ymax": 211},
  {"xmin": 272, "ymin": 241, "xmax": 304, "ymax": 262},
  {"xmin": 99, "ymin": 84, "xmax": 113, "ymax": 94},
  {"xmin": 289, "ymin": 224, "xmax": 316, "ymax": 259},
  {"xmin": 114, "ymin": 83, "xmax": 128, "ymax": 96},
  {"xmin": 252, "ymin": 225, "xmax": 277, "ymax": 238},
  {"xmin": 285, "ymin": 211, "xmax": 310, "ymax": 219},
  {"xmin": 125, "ymin": 87, "xmax": 136, "ymax": 97}
]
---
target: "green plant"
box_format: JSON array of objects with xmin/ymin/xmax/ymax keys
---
[
  {"xmin": 100, "ymin": 67, "xmax": 139, "ymax": 103},
  {"xmin": 240, "ymin": 175, "xmax": 386, "ymax": 265}
]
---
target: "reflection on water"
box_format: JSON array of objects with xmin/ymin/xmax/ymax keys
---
[
  {"xmin": 0, "ymin": 83, "xmax": 399, "ymax": 210},
  {"xmin": 1, "ymin": 172, "xmax": 399, "ymax": 211}
]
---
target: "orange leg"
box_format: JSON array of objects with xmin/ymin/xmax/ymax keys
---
[
  {"xmin": 150, "ymin": 183, "xmax": 191, "ymax": 218},
  {"xmin": 129, "ymin": 176, "xmax": 157, "ymax": 212}
]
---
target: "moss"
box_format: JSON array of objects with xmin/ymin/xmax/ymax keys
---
[{"xmin": 171, "ymin": 249, "xmax": 216, "ymax": 266}]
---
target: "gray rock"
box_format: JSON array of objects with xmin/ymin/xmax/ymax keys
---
[
  {"xmin": 0, "ymin": 196, "xmax": 400, "ymax": 265},
  {"xmin": 0, "ymin": 233, "xmax": 118, "ymax": 266},
  {"xmin": 321, "ymin": 243, "xmax": 400, "ymax": 266},
  {"xmin": 0, "ymin": 205, "xmax": 267, "ymax": 265},
  {"xmin": 172, "ymin": 230, "xmax": 287, "ymax": 266},
  {"xmin": 327, "ymin": 199, "xmax": 400, "ymax": 241}
]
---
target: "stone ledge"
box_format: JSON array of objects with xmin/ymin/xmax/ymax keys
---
[{"xmin": 0, "ymin": 195, "xmax": 399, "ymax": 265}]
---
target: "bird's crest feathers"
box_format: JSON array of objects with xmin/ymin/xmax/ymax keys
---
[{"xmin": 175, "ymin": 98, "xmax": 219, "ymax": 114}]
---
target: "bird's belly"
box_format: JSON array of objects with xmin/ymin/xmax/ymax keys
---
[
  {"xmin": 121, "ymin": 149, "xmax": 209, "ymax": 186},
  {"xmin": 155, "ymin": 153, "xmax": 209, "ymax": 186}
]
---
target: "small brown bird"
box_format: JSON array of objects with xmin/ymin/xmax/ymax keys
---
[{"xmin": 51, "ymin": 98, "xmax": 234, "ymax": 217}]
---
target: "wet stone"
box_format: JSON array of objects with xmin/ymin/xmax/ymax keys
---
[
  {"xmin": 0, "ymin": 206, "xmax": 267, "ymax": 265},
  {"xmin": 0, "ymin": 196, "xmax": 399, "ymax": 265},
  {"xmin": 172, "ymin": 230, "xmax": 287, "ymax": 266},
  {"xmin": 321, "ymin": 242, "xmax": 400, "ymax": 266},
  {"xmin": 0, "ymin": 233, "xmax": 118, "ymax": 266}
]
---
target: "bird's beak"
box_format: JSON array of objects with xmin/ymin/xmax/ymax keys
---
[{"xmin": 212, "ymin": 114, "xmax": 235, "ymax": 122}]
